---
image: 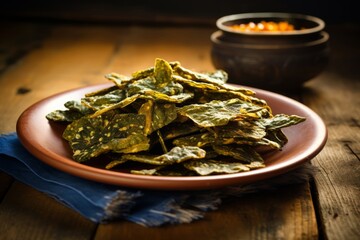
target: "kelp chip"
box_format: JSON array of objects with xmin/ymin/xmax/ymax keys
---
[
  {"xmin": 154, "ymin": 146, "xmax": 206, "ymax": 164},
  {"xmin": 260, "ymin": 114, "xmax": 306, "ymax": 130},
  {"xmin": 90, "ymin": 93, "xmax": 140, "ymax": 117},
  {"xmin": 131, "ymin": 165, "xmax": 195, "ymax": 176},
  {"xmin": 154, "ymin": 58, "xmax": 173, "ymax": 86},
  {"xmin": 46, "ymin": 110, "xmax": 85, "ymax": 122},
  {"xmin": 63, "ymin": 111, "xmax": 148, "ymax": 162},
  {"xmin": 212, "ymin": 144, "xmax": 264, "ymax": 164},
  {"xmin": 184, "ymin": 159, "xmax": 253, "ymax": 175},
  {"xmin": 139, "ymin": 89, "xmax": 193, "ymax": 103},
  {"xmin": 178, "ymin": 98, "xmax": 264, "ymax": 127},
  {"xmin": 121, "ymin": 146, "xmax": 206, "ymax": 166},
  {"xmin": 81, "ymin": 89, "xmax": 126, "ymax": 111},
  {"xmin": 172, "ymin": 132, "xmax": 214, "ymax": 147},
  {"xmin": 151, "ymin": 103, "xmax": 177, "ymax": 133},
  {"xmin": 173, "ymin": 65, "xmax": 226, "ymax": 86},
  {"xmin": 46, "ymin": 100, "xmax": 94, "ymax": 122},
  {"xmin": 214, "ymin": 121, "xmax": 266, "ymax": 142},
  {"xmin": 127, "ymin": 77, "xmax": 183, "ymax": 96},
  {"xmin": 161, "ymin": 121, "xmax": 201, "ymax": 140}
]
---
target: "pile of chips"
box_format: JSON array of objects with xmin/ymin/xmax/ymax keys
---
[{"xmin": 46, "ymin": 58, "xmax": 305, "ymax": 176}]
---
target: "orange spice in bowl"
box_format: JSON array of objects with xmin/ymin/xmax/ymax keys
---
[{"xmin": 229, "ymin": 21, "xmax": 296, "ymax": 32}]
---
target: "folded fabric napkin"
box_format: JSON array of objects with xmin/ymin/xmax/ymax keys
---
[{"xmin": 0, "ymin": 132, "xmax": 316, "ymax": 227}]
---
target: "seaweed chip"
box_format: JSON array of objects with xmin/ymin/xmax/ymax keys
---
[
  {"xmin": 46, "ymin": 58, "xmax": 306, "ymax": 175},
  {"xmin": 63, "ymin": 111, "xmax": 149, "ymax": 162}
]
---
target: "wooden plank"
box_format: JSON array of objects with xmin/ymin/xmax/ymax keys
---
[
  {"xmin": 311, "ymin": 127, "xmax": 360, "ymax": 239},
  {"xmin": 0, "ymin": 182, "xmax": 96, "ymax": 240},
  {"xmin": 302, "ymin": 25, "xmax": 360, "ymax": 240},
  {"xmin": 94, "ymin": 183, "xmax": 317, "ymax": 240}
]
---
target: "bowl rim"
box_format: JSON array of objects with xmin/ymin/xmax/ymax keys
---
[
  {"xmin": 211, "ymin": 30, "xmax": 329, "ymax": 50},
  {"xmin": 216, "ymin": 12, "xmax": 325, "ymax": 36}
]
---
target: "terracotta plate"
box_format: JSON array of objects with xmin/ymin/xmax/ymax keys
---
[{"xmin": 16, "ymin": 83, "xmax": 327, "ymax": 190}]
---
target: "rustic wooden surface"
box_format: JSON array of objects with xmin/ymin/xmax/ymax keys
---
[{"xmin": 0, "ymin": 20, "xmax": 359, "ymax": 240}]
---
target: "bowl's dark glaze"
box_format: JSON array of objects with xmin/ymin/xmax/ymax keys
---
[{"xmin": 211, "ymin": 12, "xmax": 330, "ymax": 91}]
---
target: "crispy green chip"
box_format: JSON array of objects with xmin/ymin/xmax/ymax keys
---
[
  {"xmin": 131, "ymin": 165, "xmax": 195, "ymax": 176},
  {"xmin": 161, "ymin": 121, "xmax": 201, "ymax": 141},
  {"xmin": 154, "ymin": 58, "xmax": 173, "ymax": 86},
  {"xmin": 127, "ymin": 77, "xmax": 183, "ymax": 96},
  {"xmin": 183, "ymin": 159, "xmax": 254, "ymax": 175},
  {"xmin": 46, "ymin": 100, "xmax": 94, "ymax": 122},
  {"xmin": 172, "ymin": 75, "xmax": 220, "ymax": 91},
  {"xmin": 139, "ymin": 89, "xmax": 193, "ymax": 103},
  {"xmin": 173, "ymin": 65, "xmax": 226, "ymax": 86},
  {"xmin": 46, "ymin": 110, "xmax": 85, "ymax": 122},
  {"xmin": 172, "ymin": 132, "xmax": 214, "ymax": 148},
  {"xmin": 260, "ymin": 114, "xmax": 306, "ymax": 130},
  {"xmin": 105, "ymin": 158, "xmax": 128, "ymax": 169},
  {"xmin": 264, "ymin": 129, "xmax": 289, "ymax": 148},
  {"xmin": 121, "ymin": 145, "xmax": 206, "ymax": 166},
  {"xmin": 215, "ymin": 121, "xmax": 266, "ymax": 142},
  {"xmin": 153, "ymin": 145, "xmax": 206, "ymax": 164},
  {"xmin": 64, "ymin": 100, "xmax": 93, "ymax": 113},
  {"xmin": 138, "ymin": 101, "xmax": 177, "ymax": 135},
  {"xmin": 82, "ymin": 89, "xmax": 126, "ymax": 110},
  {"xmin": 130, "ymin": 168, "xmax": 160, "ymax": 175},
  {"xmin": 150, "ymin": 102, "xmax": 177, "ymax": 132},
  {"xmin": 104, "ymin": 72, "xmax": 132, "ymax": 88},
  {"xmin": 63, "ymin": 111, "xmax": 148, "ymax": 162},
  {"xmin": 212, "ymin": 144, "xmax": 264, "ymax": 164},
  {"xmin": 90, "ymin": 93, "xmax": 140, "ymax": 117},
  {"xmin": 178, "ymin": 98, "xmax": 264, "ymax": 127}
]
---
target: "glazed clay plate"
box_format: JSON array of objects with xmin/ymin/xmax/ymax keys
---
[{"xmin": 16, "ymin": 83, "xmax": 327, "ymax": 190}]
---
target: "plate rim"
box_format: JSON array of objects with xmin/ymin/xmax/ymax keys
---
[{"xmin": 16, "ymin": 83, "xmax": 327, "ymax": 190}]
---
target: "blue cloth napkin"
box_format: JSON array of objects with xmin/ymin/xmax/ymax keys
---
[{"xmin": 0, "ymin": 132, "xmax": 315, "ymax": 227}]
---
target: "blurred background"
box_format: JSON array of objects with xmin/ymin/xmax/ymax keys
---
[
  {"xmin": 0, "ymin": 0, "xmax": 358, "ymax": 92},
  {"xmin": 0, "ymin": 0, "xmax": 358, "ymax": 25}
]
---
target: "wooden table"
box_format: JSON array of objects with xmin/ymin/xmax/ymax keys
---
[{"xmin": 0, "ymin": 20, "xmax": 359, "ymax": 240}]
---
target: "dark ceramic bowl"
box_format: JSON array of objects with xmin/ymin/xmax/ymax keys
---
[{"xmin": 211, "ymin": 12, "xmax": 330, "ymax": 91}]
